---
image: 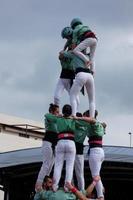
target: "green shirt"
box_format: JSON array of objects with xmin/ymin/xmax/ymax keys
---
[
  {"xmin": 59, "ymin": 38, "xmax": 74, "ymax": 71},
  {"xmin": 63, "ymin": 51, "xmax": 88, "ymax": 71},
  {"xmin": 34, "ymin": 190, "xmax": 53, "ymax": 200},
  {"xmin": 34, "ymin": 189, "xmax": 76, "ymax": 200},
  {"xmin": 49, "ymin": 189, "xmax": 76, "ymax": 200},
  {"xmin": 74, "ymin": 120, "xmax": 105, "ymax": 139},
  {"xmin": 74, "ymin": 120, "xmax": 91, "ymax": 143},
  {"xmin": 45, "ymin": 113, "xmax": 58, "ymax": 133},
  {"xmin": 72, "ymin": 24, "xmax": 91, "ymax": 44},
  {"xmin": 89, "ymin": 121, "xmax": 105, "ymax": 137},
  {"xmin": 60, "ymin": 53, "xmax": 74, "ymax": 71},
  {"xmin": 45, "ymin": 114, "xmax": 75, "ymax": 134}
]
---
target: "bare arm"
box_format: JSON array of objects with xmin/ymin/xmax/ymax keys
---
[
  {"xmin": 86, "ymin": 176, "xmax": 101, "ymax": 197},
  {"xmin": 65, "ymin": 182, "xmax": 88, "ymax": 200}
]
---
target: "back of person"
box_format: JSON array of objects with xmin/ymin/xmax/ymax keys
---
[
  {"xmin": 56, "ymin": 116, "xmax": 75, "ymax": 134},
  {"xmin": 49, "ymin": 189, "xmax": 76, "ymax": 200},
  {"xmin": 73, "ymin": 24, "xmax": 91, "ymax": 44},
  {"xmin": 88, "ymin": 121, "xmax": 105, "ymax": 138},
  {"xmin": 62, "ymin": 50, "xmax": 90, "ymax": 71}
]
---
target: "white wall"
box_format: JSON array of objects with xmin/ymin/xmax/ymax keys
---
[{"xmin": 0, "ymin": 133, "xmax": 42, "ymax": 153}]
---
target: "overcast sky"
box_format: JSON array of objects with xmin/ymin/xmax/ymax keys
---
[{"xmin": 0, "ymin": 0, "xmax": 133, "ymax": 147}]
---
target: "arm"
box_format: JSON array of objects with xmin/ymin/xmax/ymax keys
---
[
  {"xmin": 45, "ymin": 113, "xmax": 57, "ymax": 123},
  {"xmin": 74, "ymin": 116, "xmax": 96, "ymax": 124},
  {"xmin": 101, "ymin": 122, "xmax": 107, "ymax": 134},
  {"xmin": 86, "ymin": 176, "xmax": 100, "ymax": 197},
  {"xmin": 101, "ymin": 122, "xmax": 107, "ymax": 129},
  {"xmin": 65, "ymin": 182, "xmax": 88, "ymax": 200},
  {"xmin": 59, "ymin": 50, "xmax": 73, "ymax": 61}
]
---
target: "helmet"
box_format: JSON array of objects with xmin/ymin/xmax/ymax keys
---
[
  {"xmin": 61, "ymin": 27, "xmax": 73, "ymax": 39},
  {"xmin": 70, "ymin": 18, "xmax": 82, "ymax": 29}
]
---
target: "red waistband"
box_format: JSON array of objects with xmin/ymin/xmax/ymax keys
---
[
  {"xmin": 84, "ymin": 31, "xmax": 97, "ymax": 39},
  {"xmin": 58, "ymin": 133, "xmax": 74, "ymax": 139},
  {"xmin": 89, "ymin": 140, "xmax": 102, "ymax": 145}
]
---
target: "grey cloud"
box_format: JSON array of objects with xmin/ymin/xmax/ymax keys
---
[
  {"xmin": 0, "ymin": 0, "xmax": 133, "ymax": 41},
  {"xmin": 0, "ymin": 0, "xmax": 132, "ymax": 129},
  {"xmin": 95, "ymin": 63, "xmax": 133, "ymax": 115}
]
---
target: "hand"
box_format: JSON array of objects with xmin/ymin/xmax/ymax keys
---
[
  {"xmin": 101, "ymin": 122, "xmax": 107, "ymax": 129},
  {"xmin": 93, "ymin": 175, "xmax": 100, "ymax": 182},
  {"xmin": 65, "ymin": 182, "xmax": 74, "ymax": 190},
  {"xmin": 89, "ymin": 118, "xmax": 96, "ymax": 124}
]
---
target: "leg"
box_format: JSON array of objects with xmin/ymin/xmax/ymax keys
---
[
  {"xmin": 62, "ymin": 78, "xmax": 71, "ymax": 93},
  {"xmin": 70, "ymin": 73, "xmax": 85, "ymax": 116},
  {"xmin": 52, "ymin": 140, "xmax": 65, "ymax": 191},
  {"xmin": 85, "ymin": 74, "xmax": 95, "ymax": 118},
  {"xmin": 35, "ymin": 141, "xmax": 54, "ymax": 191},
  {"xmin": 73, "ymin": 38, "xmax": 91, "ymax": 63},
  {"xmin": 54, "ymin": 78, "xmax": 65, "ymax": 106},
  {"xmin": 65, "ymin": 140, "xmax": 76, "ymax": 188},
  {"xmin": 62, "ymin": 78, "xmax": 80, "ymax": 109},
  {"xmin": 89, "ymin": 38, "xmax": 97, "ymax": 73},
  {"xmin": 88, "ymin": 148, "xmax": 105, "ymax": 198},
  {"xmin": 74, "ymin": 154, "xmax": 85, "ymax": 190}
]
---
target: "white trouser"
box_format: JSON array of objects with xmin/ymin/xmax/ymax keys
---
[
  {"xmin": 74, "ymin": 154, "xmax": 85, "ymax": 190},
  {"xmin": 73, "ymin": 38, "xmax": 97, "ymax": 73},
  {"xmin": 36, "ymin": 141, "xmax": 54, "ymax": 183},
  {"xmin": 54, "ymin": 78, "xmax": 80, "ymax": 107},
  {"xmin": 53, "ymin": 140, "xmax": 76, "ymax": 191},
  {"xmin": 70, "ymin": 72, "xmax": 95, "ymax": 117},
  {"xmin": 88, "ymin": 147, "xmax": 105, "ymax": 198}
]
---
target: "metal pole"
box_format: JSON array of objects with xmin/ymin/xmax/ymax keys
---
[{"xmin": 128, "ymin": 132, "xmax": 132, "ymax": 147}]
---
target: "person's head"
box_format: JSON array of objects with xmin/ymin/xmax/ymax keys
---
[
  {"xmin": 61, "ymin": 26, "xmax": 73, "ymax": 39},
  {"xmin": 49, "ymin": 103, "xmax": 59, "ymax": 115},
  {"xmin": 76, "ymin": 112, "xmax": 82, "ymax": 117},
  {"xmin": 83, "ymin": 110, "xmax": 98, "ymax": 119},
  {"xmin": 62, "ymin": 104, "xmax": 72, "ymax": 117},
  {"xmin": 42, "ymin": 176, "xmax": 53, "ymax": 190},
  {"xmin": 70, "ymin": 18, "xmax": 82, "ymax": 29}
]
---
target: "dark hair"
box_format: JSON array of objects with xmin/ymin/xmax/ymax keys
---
[
  {"xmin": 49, "ymin": 103, "xmax": 59, "ymax": 113},
  {"xmin": 83, "ymin": 110, "xmax": 98, "ymax": 119},
  {"xmin": 76, "ymin": 112, "xmax": 82, "ymax": 117},
  {"xmin": 62, "ymin": 104, "xmax": 72, "ymax": 117},
  {"xmin": 43, "ymin": 175, "xmax": 51, "ymax": 183}
]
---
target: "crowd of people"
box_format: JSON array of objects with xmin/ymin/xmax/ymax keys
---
[{"xmin": 34, "ymin": 18, "xmax": 106, "ymax": 200}]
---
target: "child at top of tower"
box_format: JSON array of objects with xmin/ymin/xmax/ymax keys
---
[{"xmin": 70, "ymin": 18, "xmax": 97, "ymax": 75}]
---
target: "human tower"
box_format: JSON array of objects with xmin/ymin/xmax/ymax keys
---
[{"xmin": 35, "ymin": 18, "xmax": 106, "ymax": 200}]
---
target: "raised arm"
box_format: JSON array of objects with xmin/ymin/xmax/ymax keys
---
[
  {"xmin": 86, "ymin": 176, "xmax": 100, "ymax": 197},
  {"xmin": 65, "ymin": 182, "xmax": 88, "ymax": 200}
]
